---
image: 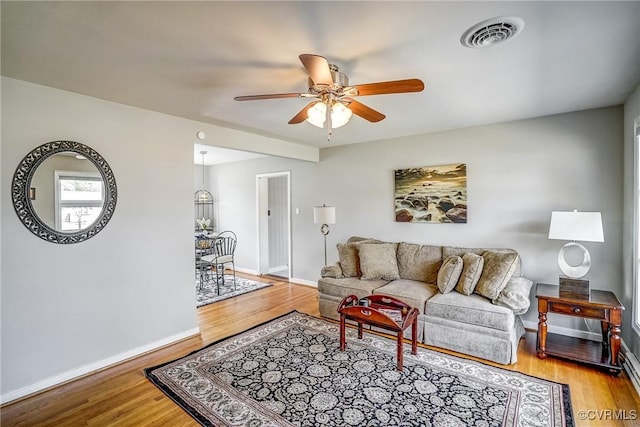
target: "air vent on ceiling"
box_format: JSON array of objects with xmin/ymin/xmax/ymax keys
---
[{"xmin": 460, "ymin": 16, "xmax": 524, "ymax": 48}]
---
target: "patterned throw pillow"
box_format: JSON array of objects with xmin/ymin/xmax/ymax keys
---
[
  {"xmin": 437, "ymin": 256, "xmax": 463, "ymax": 293},
  {"xmin": 474, "ymin": 250, "xmax": 519, "ymax": 300},
  {"xmin": 455, "ymin": 252, "xmax": 484, "ymax": 295},
  {"xmin": 359, "ymin": 243, "xmax": 400, "ymax": 280}
]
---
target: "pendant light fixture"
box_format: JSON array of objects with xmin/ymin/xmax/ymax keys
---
[{"xmin": 194, "ymin": 150, "xmax": 213, "ymax": 203}]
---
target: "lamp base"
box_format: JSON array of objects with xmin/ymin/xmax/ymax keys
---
[{"xmin": 559, "ymin": 277, "xmax": 590, "ymax": 300}]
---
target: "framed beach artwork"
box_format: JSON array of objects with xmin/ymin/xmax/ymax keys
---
[{"xmin": 394, "ymin": 164, "xmax": 467, "ymax": 223}]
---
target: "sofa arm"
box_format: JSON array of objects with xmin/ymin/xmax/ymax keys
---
[
  {"xmin": 321, "ymin": 263, "xmax": 344, "ymax": 278},
  {"xmin": 492, "ymin": 277, "xmax": 534, "ymax": 315}
]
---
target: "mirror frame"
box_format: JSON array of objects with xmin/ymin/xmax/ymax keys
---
[{"xmin": 12, "ymin": 140, "xmax": 117, "ymax": 244}]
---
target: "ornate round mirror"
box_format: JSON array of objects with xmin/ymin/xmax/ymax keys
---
[{"xmin": 12, "ymin": 141, "xmax": 117, "ymax": 244}]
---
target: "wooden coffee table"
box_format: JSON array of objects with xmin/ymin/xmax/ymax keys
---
[{"xmin": 338, "ymin": 294, "xmax": 419, "ymax": 371}]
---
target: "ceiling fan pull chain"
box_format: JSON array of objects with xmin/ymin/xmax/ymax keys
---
[{"xmin": 326, "ymin": 100, "xmax": 332, "ymax": 142}]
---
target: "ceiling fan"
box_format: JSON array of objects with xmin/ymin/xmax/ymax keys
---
[{"xmin": 234, "ymin": 54, "xmax": 425, "ymax": 141}]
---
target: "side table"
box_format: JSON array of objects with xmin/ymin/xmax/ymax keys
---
[
  {"xmin": 536, "ymin": 283, "xmax": 624, "ymax": 375},
  {"xmin": 338, "ymin": 294, "xmax": 419, "ymax": 371}
]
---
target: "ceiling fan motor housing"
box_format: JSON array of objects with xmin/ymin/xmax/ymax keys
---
[{"xmin": 308, "ymin": 64, "xmax": 349, "ymax": 92}]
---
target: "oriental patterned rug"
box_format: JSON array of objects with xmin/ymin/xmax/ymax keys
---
[
  {"xmin": 196, "ymin": 275, "xmax": 272, "ymax": 307},
  {"xmin": 145, "ymin": 311, "xmax": 574, "ymax": 426}
]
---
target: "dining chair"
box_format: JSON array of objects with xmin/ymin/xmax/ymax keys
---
[
  {"xmin": 195, "ymin": 235, "xmax": 214, "ymax": 289},
  {"xmin": 201, "ymin": 230, "xmax": 237, "ymax": 294}
]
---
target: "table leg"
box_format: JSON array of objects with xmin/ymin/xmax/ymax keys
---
[
  {"xmin": 610, "ymin": 323, "xmax": 621, "ymax": 367},
  {"xmin": 358, "ymin": 322, "xmax": 363, "ymax": 339},
  {"xmin": 396, "ymin": 332, "xmax": 404, "ymax": 371},
  {"xmin": 411, "ymin": 317, "xmax": 418, "ymax": 355},
  {"xmin": 600, "ymin": 321, "xmax": 610, "ymax": 348},
  {"xmin": 537, "ymin": 311, "xmax": 547, "ymax": 359},
  {"xmin": 340, "ymin": 315, "xmax": 346, "ymax": 351}
]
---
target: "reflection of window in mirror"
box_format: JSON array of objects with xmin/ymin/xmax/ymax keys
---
[
  {"xmin": 30, "ymin": 152, "xmax": 103, "ymax": 232},
  {"xmin": 54, "ymin": 171, "xmax": 104, "ymax": 231}
]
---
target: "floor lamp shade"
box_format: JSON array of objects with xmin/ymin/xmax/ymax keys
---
[
  {"xmin": 314, "ymin": 205, "xmax": 336, "ymax": 266},
  {"xmin": 313, "ymin": 206, "xmax": 336, "ymax": 226},
  {"xmin": 548, "ymin": 211, "xmax": 604, "ymax": 279}
]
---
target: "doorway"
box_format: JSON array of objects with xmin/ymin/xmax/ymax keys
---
[{"xmin": 257, "ymin": 171, "xmax": 291, "ymax": 279}]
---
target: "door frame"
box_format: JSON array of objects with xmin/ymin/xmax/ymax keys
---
[{"xmin": 256, "ymin": 171, "xmax": 291, "ymax": 278}]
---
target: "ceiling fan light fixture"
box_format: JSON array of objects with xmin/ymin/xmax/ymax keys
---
[
  {"xmin": 331, "ymin": 102, "xmax": 352, "ymax": 128},
  {"xmin": 306, "ymin": 101, "xmax": 352, "ymax": 129},
  {"xmin": 306, "ymin": 102, "xmax": 326, "ymax": 128}
]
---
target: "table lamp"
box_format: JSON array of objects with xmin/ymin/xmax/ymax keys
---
[
  {"xmin": 313, "ymin": 205, "xmax": 336, "ymax": 266},
  {"xmin": 548, "ymin": 210, "xmax": 604, "ymax": 298}
]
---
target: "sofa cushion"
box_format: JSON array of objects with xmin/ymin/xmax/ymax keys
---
[
  {"xmin": 336, "ymin": 239, "xmax": 377, "ymax": 277},
  {"xmin": 492, "ymin": 277, "xmax": 534, "ymax": 315},
  {"xmin": 373, "ymin": 279, "xmax": 439, "ymax": 314},
  {"xmin": 318, "ymin": 277, "xmax": 389, "ymax": 299},
  {"xmin": 455, "ymin": 252, "xmax": 484, "ymax": 295},
  {"xmin": 359, "ymin": 243, "xmax": 401, "ymax": 280},
  {"xmin": 425, "ymin": 292, "xmax": 515, "ymax": 332},
  {"xmin": 437, "ymin": 256, "xmax": 463, "ymax": 293},
  {"xmin": 474, "ymin": 251, "xmax": 520, "ymax": 300},
  {"xmin": 397, "ymin": 242, "xmax": 442, "ymax": 283},
  {"xmin": 443, "ymin": 246, "xmax": 522, "ymax": 277}
]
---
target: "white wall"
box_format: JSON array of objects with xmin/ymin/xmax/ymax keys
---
[
  {"xmin": 0, "ymin": 77, "xmax": 316, "ymax": 402},
  {"xmin": 623, "ymin": 82, "xmax": 640, "ymax": 356},
  {"xmin": 213, "ymin": 106, "xmax": 625, "ymax": 339}
]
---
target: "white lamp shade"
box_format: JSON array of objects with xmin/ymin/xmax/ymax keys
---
[
  {"xmin": 314, "ymin": 206, "xmax": 336, "ymax": 224},
  {"xmin": 548, "ymin": 211, "xmax": 604, "ymax": 242}
]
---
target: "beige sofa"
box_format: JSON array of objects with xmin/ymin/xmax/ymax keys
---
[{"xmin": 318, "ymin": 237, "xmax": 534, "ymax": 365}]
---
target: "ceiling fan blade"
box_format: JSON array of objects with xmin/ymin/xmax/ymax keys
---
[
  {"xmin": 234, "ymin": 93, "xmax": 301, "ymax": 101},
  {"xmin": 353, "ymin": 79, "xmax": 425, "ymax": 96},
  {"xmin": 299, "ymin": 54, "xmax": 333, "ymax": 86},
  {"xmin": 288, "ymin": 101, "xmax": 318, "ymax": 124},
  {"xmin": 344, "ymin": 99, "xmax": 385, "ymax": 122}
]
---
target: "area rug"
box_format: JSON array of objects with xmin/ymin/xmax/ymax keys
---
[
  {"xmin": 196, "ymin": 275, "xmax": 272, "ymax": 307},
  {"xmin": 145, "ymin": 311, "xmax": 574, "ymax": 426}
]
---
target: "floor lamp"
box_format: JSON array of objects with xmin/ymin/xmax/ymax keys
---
[{"xmin": 313, "ymin": 205, "xmax": 336, "ymax": 266}]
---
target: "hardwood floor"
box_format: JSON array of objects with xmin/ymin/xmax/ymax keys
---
[{"xmin": 2, "ymin": 272, "xmax": 639, "ymax": 426}]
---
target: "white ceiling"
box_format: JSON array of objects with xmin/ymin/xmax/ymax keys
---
[{"xmin": 2, "ymin": 1, "xmax": 640, "ymax": 153}]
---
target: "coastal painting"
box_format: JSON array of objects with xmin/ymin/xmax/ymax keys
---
[{"xmin": 394, "ymin": 164, "xmax": 467, "ymax": 223}]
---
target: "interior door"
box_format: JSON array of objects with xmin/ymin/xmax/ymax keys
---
[{"xmin": 256, "ymin": 172, "xmax": 291, "ymax": 278}]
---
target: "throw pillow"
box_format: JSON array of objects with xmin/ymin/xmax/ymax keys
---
[
  {"xmin": 397, "ymin": 242, "xmax": 442, "ymax": 283},
  {"xmin": 492, "ymin": 277, "xmax": 534, "ymax": 314},
  {"xmin": 455, "ymin": 252, "xmax": 484, "ymax": 295},
  {"xmin": 336, "ymin": 239, "xmax": 375, "ymax": 277},
  {"xmin": 474, "ymin": 250, "xmax": 520, "ymax": 300},
  {"xmin": 437, "ymin": 255, "xmax": 463, "ymax": 293},
  {"xmin": 320, "ymin": 264, "xmax": 343, "ymax": 279},
  {"xmin": 359, "ymin": 243, "xmax": 400, "ymax": 280}
]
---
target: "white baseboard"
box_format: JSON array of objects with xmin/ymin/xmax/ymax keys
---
[
  {"xmin": 0, "ymin": 327, "xmax": 200, "ymax": 405},
  {"xmin": 622, "ymin": 341, "xmax": 640, "ymax": 397},
  {"xmin": 522, "ymin": 320, "xmax": 602, "ymax": 341},
  {"xmin": 234, "ymin": 266, "xmax": 259, "ymax": 275},
  {"xmin": 289, "ymin": 277, "xmax": 318, "ymax": 287},
  {"xmin": 235, "ymin": 266, "xmax": 316, "ymax": 288}
]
